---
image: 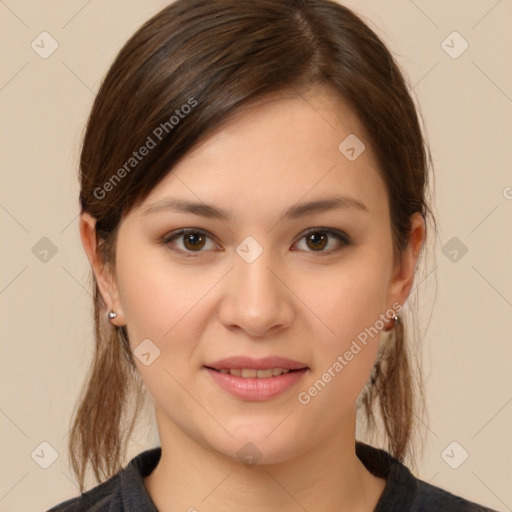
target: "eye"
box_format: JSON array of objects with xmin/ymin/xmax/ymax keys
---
[
  {"xmin": 293, "ymin": 228, "xmax": 351, "ymax": 254},
  {"xmin": 161, "ymin": 228, "xmax": 219, "ymax": 256},
  {"xmin": 160, "ymin": 227, "xmax": 351, "ymax": 257}
]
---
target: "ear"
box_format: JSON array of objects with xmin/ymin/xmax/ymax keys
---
[
  {"xmin": 386, "ymin": 212, "xmax": 426, "ymax": 312},
  {"xmin": 79, "ymin": 211, "xmax": 125, "ymax": 326}
]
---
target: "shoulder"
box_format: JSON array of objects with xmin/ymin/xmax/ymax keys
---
[
  {"xmin": 355, "ymin": 442, "xmax": 498, "ymax": 512},
  {"xmin": 45, "ymin": 474, "xmax": 121, "ymax": 512},
  {"xmin": 47, "ymin": 475, "xmax": 122, "ymax": 512},
  {"xmin": 410, "ymin": 478, "xmax": 498, "ymax": 512},
  {"xmin": 46, "ymin": 447, "xmax": 162, "ymax": 512}
]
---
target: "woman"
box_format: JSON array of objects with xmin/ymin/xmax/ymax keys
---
[{"xmin": 48, "ymin": 0, "xmax": 497, "ymax": 510}]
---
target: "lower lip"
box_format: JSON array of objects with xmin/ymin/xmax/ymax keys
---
[{"xmin": 204, "ymin": 367, "xmax": 308, "ymax": 401}]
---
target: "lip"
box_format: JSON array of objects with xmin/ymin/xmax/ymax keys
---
[
  {"xmin": 205, "ymin": 367, "xmax": 309, "ymax": 401},
  {"xmin": 205, "ymin": 356, "xmax": 308, "ymax": 371},
  {"xmin": 203, "ymin": 356, "xmax": 309, "ymax": 401}
]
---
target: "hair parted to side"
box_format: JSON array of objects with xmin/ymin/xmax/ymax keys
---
[{"xmin": 70, "ymin": 0, "xmax": 437, "ymax": 492}]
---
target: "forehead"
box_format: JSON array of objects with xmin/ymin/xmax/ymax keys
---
[
  {"xmin": 184, "ymin": 85, "xmax": 373, "ymax": 162},
  {"xmin": 135, "ymin": 85, "xmax": 388, "ymax": 222}
]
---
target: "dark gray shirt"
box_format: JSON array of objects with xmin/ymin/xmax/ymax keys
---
[{"xmin": 47, "ymin": 442, "xmax": 498, "ymax": 511}]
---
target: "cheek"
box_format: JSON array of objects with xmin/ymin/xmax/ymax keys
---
[
  {"xmin": 115, "ymin": 242, "xmax": 213, "ymax": 345},
  {"xmin": 305, "ymin": 255, "xmax": 389, "ymax": 340},
  {"xmin": 296, "ymin": 255, "xmax": 389, "ymax": 397},
  {"xmin": 115, "ymin": 252, "xmax": 212, "ymax": 411}
]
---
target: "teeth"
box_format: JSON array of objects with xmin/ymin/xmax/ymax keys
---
[{"xmin": 217, "ymin": 368, "xmax": 292, "ymax": 378}]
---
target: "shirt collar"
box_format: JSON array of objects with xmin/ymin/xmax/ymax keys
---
[{"xmin": 117, "ymin": 442, "xmax": 416, "ymax": 511}]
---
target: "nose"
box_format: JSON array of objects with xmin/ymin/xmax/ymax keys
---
[{"xmin": 218, "ymin": 244, "xmax": 295, "ymax": 338}]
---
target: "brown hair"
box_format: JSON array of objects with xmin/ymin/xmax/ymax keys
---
[{"xmin": 70, "ymin": 0, "xmax": 437, "ymax": 491}]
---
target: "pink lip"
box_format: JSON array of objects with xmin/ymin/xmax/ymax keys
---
[
  {"xmin": 205, "ymin": 356, "xmax": 308, "ymax": 371},
  {"xmin": 204, "ymin": 367, "xmax": 309, "ymax": 401},
  {"xmin": 203, "ymin": 356, "xmax": 309, "ymax": 401}
]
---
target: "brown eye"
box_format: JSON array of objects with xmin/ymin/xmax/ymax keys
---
[
  {"xmin": 161, "ymin": 229, "xmax": 218, "ymax": 256},
  {"xmin": 183, "ymin": 232, "xmax": 206, "ymax": 251},
  {"xmin": 294, "ymin": 229, "xmax": 351, "ymax": 254},
  {"xmin": 305, "ymin": 232, "xmax": 328, "ymax": 251}
]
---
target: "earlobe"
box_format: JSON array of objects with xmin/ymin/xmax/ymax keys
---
[{"xmin": 79, "ymin": 212, "xmax": 125, "ymax": 325}]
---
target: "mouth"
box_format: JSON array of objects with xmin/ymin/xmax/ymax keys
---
[
  {"xmin": 204, "ymin": 356, "xmax": 309, "ymax": 375},
  {"xmin": 203, "ymin": 356, "xmax": 309, "ymax": 400},
  {"xmin": 205, "ymin": 367, "xmax": 303, "ymax": 378}
]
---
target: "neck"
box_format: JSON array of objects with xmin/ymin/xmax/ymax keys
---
[{"xmin": 144, "ymin": 407, "xmax": 386, "ymax": 512}]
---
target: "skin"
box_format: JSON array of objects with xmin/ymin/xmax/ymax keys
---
[{"xmin": 81, "ymin": 84, "xmax": 425, "ymax": 512}]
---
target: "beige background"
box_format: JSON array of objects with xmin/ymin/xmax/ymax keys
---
[{"xmin": 1, "ymin": 1, "xmax": 511, "ymax": 511}]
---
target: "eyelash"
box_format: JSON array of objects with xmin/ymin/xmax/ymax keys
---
[{"xmin": 159, "ymin": 227, "xmax": 351, "ymax": 257}]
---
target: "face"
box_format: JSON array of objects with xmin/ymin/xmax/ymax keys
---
[{"xmin": 85, "ymin": 85, "xmax": 422, "ymax": 465}]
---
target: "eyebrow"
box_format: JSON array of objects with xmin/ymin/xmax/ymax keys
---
[{"xmin": 141, "ymin": 195, "xmax": 369, "ymax": 222}]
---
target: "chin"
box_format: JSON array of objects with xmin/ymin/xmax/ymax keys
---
[{"xmin": 202, "ymin": 422, "xmax": 310, "ymax": 468}]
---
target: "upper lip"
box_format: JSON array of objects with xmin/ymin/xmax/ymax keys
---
[{"xmin": 205, "ymin": 356, "xmax": 308, "ymax": 371}]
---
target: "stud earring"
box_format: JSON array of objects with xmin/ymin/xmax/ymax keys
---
[
  {"xmin": 107, "ymin": 310, "xmax": 118, "ymax": 320},
  {"xmin": 384, "ymin": 312, "xmax": 399, "ymax": 332}
]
